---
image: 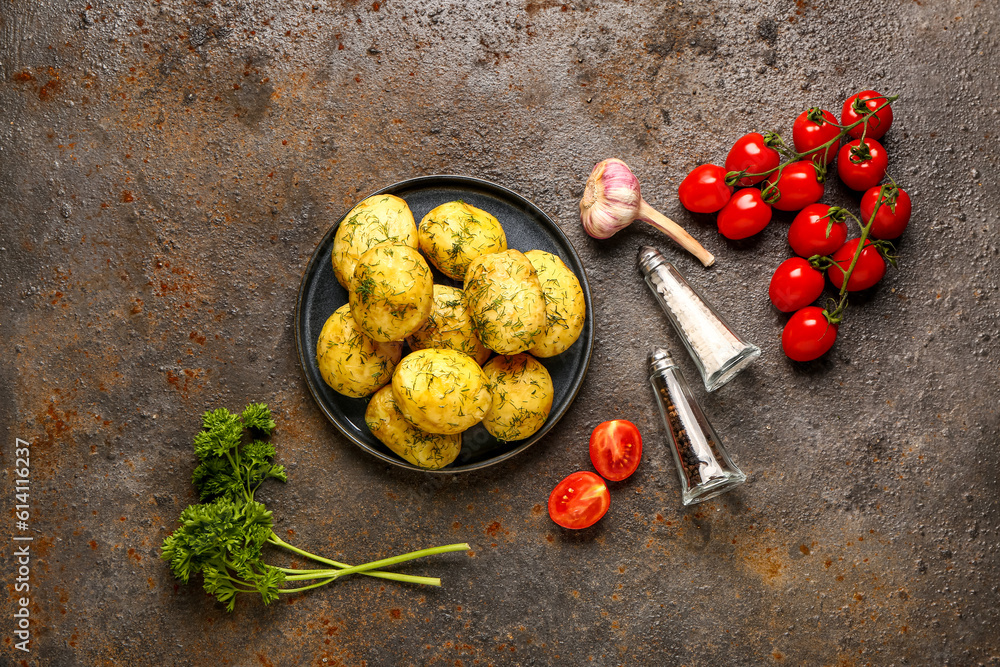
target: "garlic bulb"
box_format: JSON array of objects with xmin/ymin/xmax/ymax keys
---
[
  {"xmin": 580, "ymin": 159, "xmax": 642, "ymax": 239},
  {"xmin": 580, "ymin": 159, "xmax": 715, "ymax": 267}
]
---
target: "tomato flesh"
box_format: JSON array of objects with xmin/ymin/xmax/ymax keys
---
[
  {"xmin": 788, "ymin": 203, "xmax": 848, "ymax": 257},
  {"xmin": 782, "ymin": 306, "xmax": 839, "ymax": 362},
  {"xmin": 548, "ymin": 471, "xmax": 610, "ymax": 530},
  {"xmin": 678, "ymin": 164, "xmax": 733, "ymax": 213},
  {"xmin": 589, "ymin": 420, "xmax": 643, "ymax": 482}
]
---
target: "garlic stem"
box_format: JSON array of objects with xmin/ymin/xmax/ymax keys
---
[{"xmin": 636, "ymin": 201, "xmax": 715, "ymax": 267}]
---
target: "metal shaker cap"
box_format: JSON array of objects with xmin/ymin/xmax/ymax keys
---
[
  {"xmin": 637, "ymin": 245, "xmax": 668, "ymax": 275},
  {"xmin": 648, "ymin": 346, "xmax": 678, "ymax": 378}
]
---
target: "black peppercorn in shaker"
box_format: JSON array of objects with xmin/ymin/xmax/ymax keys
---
[{"xmin": 648, "ymin": 346, "xmax": 746, "ymax": 505}]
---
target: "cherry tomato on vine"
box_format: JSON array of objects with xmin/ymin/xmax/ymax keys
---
[
  {"xmin": 548, "ymin": 471, "xmax": 611, "ymax": 530},
  {"xmin": 837, "ymin": 138, "xmax": 888, "ymax": 191},
  {"xmin": 724, "ymin": 132, "xmax": 780, "ymax": 186},
  {"xmin": 827, "ymin": 238, "xmax": 886, "ymax": 291},
  {"xmin": 782, "ymin": 306, "xmax": 839, "ymax": 362},
  {"xmin": 589, "ymin": 420, "xmax": 643, "ymax": 482},
  {"xmin": 763, "ymin": 161, "xmax": 824, "ymax": 212},
  {"xmin": 716, "ymin": 188, "xmax": 772, "ymax": 240},
  {"xmin": 792, "ymin": 108, "xmax": 841, "ymax": 165},
  {"xmin": 861, "ymin": 185, "xmax": 912, "ymax": 240},
  {"xmin": 769, "ymin": 257, "xmax": 826, "ymax": 312},
  {"xmin": 678, "ymin": 164, "xmax": 733, "ymax": 213},
  {"xmin": 842, "ymin": 90, "xmax": 894, "ymax": 140},
  {"xmin": 788, "ymin": 203, "xmax": 848, "ymax": 257}
]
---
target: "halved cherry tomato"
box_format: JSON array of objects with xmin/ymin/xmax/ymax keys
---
[
  {"xmin": 792, "ymin": 108, "xmax": 840, "ymax": 165},
  {"xmin": 769, "ymin": 257, "xmax": 825, "ymax": 312},
  {"xmin": 837, "ymin": 138, "xmax": 888, "ymax": 191},
  {"xmin": 788, "ymin": 203, "xmax": 848, "ymax": 257},
  {"xmin": 828, "ymin": 238, "xmax": 886, "ymax": 291},
  {"xmin": 589, "ymin": 420, "xmax": 643, "ymax": 482},
  {"xmin": 764, "ymin": 161, "xmax": 824, "ymax": 212},
  {"xmin": 724, "ymin": 132, "xmax": 780, "ymax": 186},
  {"xmin": 716, "ymin": 188, "xmax": 772, "ymax": 240},
  {"xmin": 678, "ymin": 164, "xmax": 733, "ymax": 213},
  {"xmin": 782, "ymin": 306, "xmax": 838, "ymax": 362},
  {"xmin": 842, "ymin": 90, "xmax": 893, "ymax": 140},
  {"xmin": 861, "ymin": 185, "xmax": 912, "ymax": 240},
  {"xmin": 548, "ymin": 471, "xmax": 610, "ymax": 529}
]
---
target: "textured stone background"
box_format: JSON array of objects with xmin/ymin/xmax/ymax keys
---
[{"xmin": 1, "ymin": 0, "xmax": 998, "ymax": 665}]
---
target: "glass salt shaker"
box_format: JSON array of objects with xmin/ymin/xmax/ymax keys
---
[
  {"xmin": 648, "ymin": 346, "xmax": 746, "ymax": 505},
  {"xmin": 637, "ymin": 245, "xmax": 760, "ymax": 392}
]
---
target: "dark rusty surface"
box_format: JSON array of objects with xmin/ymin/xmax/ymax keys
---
[{"xmin": 1, "ymin": 0, "xmax": 998, "ymax": 664}]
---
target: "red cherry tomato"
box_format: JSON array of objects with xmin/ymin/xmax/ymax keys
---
[
  {"xmin": 782, "ymin": 306, "xmax": 839, "ymax": 362},
  {"xmin": 724, "ymin": 132, "xmax": 780, "ymax": 186},
  {"xmin": 769, "ymin": 257, "xmax": 826, "ymax": 312},
  {"xmin": 788, "ymin": 203, "xmax": 848, "ymax": 257},
  {"xmin": 764, "ymin": 161, "xmax": 824, "ymax": 212},
  {"xmin": 842, "ymin": 90, "xmax": 894, "ymax": 140},
  {"xmin": 678, "ymin": 164, "xmax": 733, "ymax": 214},
  {"xmin": 589, "ymin": 420, "xmax": 643, "ymax": 482},
  {"xmin": 861, "ymin": 185, "xmax": 912, "ymax": 240},
  {"xmin": 548, "ymin": 471, "xmax": 610, "ymax": 530},
  {"xmin": 837, "ymin": 139, "xmax": 888, "ymax": 191},
  {"xmin": 828, "ymin": 238, "xmax": 886, "ymax": 291},
  {"xmin": 792, "ymin": 108, "xmax": 841, "ymax": 165},
  {"xmin": 716, "ymin": 188, "xmax": 772, "ymax": 240}
]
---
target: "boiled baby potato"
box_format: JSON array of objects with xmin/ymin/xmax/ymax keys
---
[
  {"xmin": 350, "ymin": 244, "xmax": 434, "ymax": 343},
  {"xmin": 316, "ymin": 304, "xmax": 403, "ymax": 398},
  {"xmin": 392, "ymin": 348, "xmax": 492, "ymax": 435},
  {"xmin": 481, "ymin": 353, "xmax": 553, "ymax": 441},
  {"xmin": 406, "ymin": 285, "xmax": 491, "ymax": 366},
  {"xmin": 524, "ymin": 249, "xmax": 587, "ymax": 358},
  {"xmin": 418, "ymin": 200, "xmax": 507, "ymax": 280},
  {"xmin": 332, "ymin": 194, "xmax": 417, "ymax": 289},
  {"xmin": 464, "ymin": 249, "xmax": 547, "ymax": 355},
  {"xmin": 365, "ymin": 386, "xmax": 462, "ymax": 469}
]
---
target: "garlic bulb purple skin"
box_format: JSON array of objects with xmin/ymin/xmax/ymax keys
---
[{"xmin": 580, "ymin": 159, "xmax": 716, "ymax": 267}]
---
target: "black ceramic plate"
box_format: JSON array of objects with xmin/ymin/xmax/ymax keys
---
[{"xmin": 295, "ymin": 175, "xmax": 594, "ymax": 473}]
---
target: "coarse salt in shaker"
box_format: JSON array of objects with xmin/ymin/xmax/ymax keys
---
[
  {"xmin": 637, "ymin": 245, "xmax": 760, "ymax": 392},
  {"xmin": 648, "ymin": 346, "xmax": 746, "ymax": 506}
]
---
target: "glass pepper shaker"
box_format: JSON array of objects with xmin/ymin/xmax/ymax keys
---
[
  {"xmin": 648, "ymin": 346, "xmax": 746, "ymax": 505},
  {"xmin": 638, "ymin": 245, "xmax": 760, "ymax": 392}
]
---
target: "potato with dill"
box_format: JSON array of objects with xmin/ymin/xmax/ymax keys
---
[
  {"xmin": 365, "ymin": 385, "xmax": 462, "ymax": 469},
  {"xmin": 407, "ymin": 285, "xmax": 491, "ymax": 366},
  {"xmin": 350, "ymin": 244, "xmax": 434, "ymax": 343},
  {"xmin": 316, "ymin": 304, "xmax": 403, "ymax": 398},
  {"xmin": 418, "ymin": 200, "xmax": 507, "ymax": 280},
  {"xmin": 392, "ymin": 349, "xmax": 492, "ymax": 435},
  {"xmin": 332, "ymin": 194, "xmax": 418, "ymax": 289},
  {"xmin": 481, "ymin": 354, "xmax": 553, "ymax": 441},
  {"xmin": 524, "ymin": 249, "xmax": 587, "ymax": 357},
  {"xmin": 464, "ymin": 249, "xmax": 547, "ymax": 355}
]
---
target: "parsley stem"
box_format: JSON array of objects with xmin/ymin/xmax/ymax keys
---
[
  {"xmin": 306, "ymin": 543, "xmax": 470, "ymax": 580},
  {"xmin": 278, "ymin": 577, "xmax": 340, "ymax": 594},
  {"xmin": 280, "ymin": 571, "xmax": 442, "ymax": 586},
  {"xmin": 275, "ymin": 565, "xmax": 441, "ymax": 586},
  {"xmin": 268, "ymin": 533, "xmax": 347, "ymax": 567},
  {"xmin": 269, "ymin": 534, "xmax": 466, "ymax": 586}
]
